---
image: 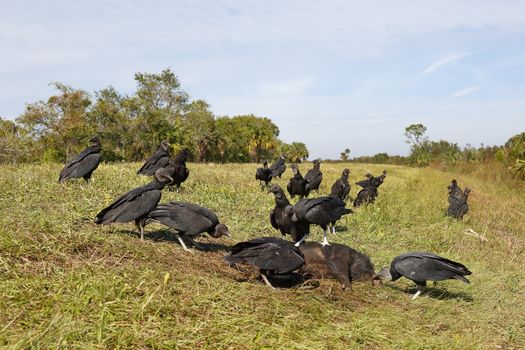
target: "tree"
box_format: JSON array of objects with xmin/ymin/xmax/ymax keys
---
[
  {"xmin": 214, "ymin": 115, "xmax": 281, "ymax": 162},
  {"xmin": 7, "ymin": 68, "xmax": 306, "ymax": 164},
  {"xmin": 87, "ymin": 86, "xmax": 132, "ymax": 161},
  {"xmin": 126, "ymin": 69, "xmax": 189, "ymax": 160},
  {"xmin": 281, "ymin": 142, "xmax": 309, "ymax": 163},
  {"xmin": 340, "ymin": 148, "xmax": 350, "ymax": 161},
  {"xmin": 0, "ymin": 117, "xmax": 32, "ymax": 163},
  {"xmin": 404, "ymin": 123, "xmax": 428, "ymax": 147},
  {"xmin": 179, "ymin": 100, "xmax": 218, "ymax": 162},
  {"xmin": 17, "ymin": 82, "xmax": 93, "ymax": 162},
  {"xmin": 134, "ymin": 68, "xmax": 189, "ymax": 113},
  {"xmin": 502, "ymin": 132, "xmax": 525, "ymax": 179}
]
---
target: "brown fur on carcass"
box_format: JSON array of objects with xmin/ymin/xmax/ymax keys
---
[{"xmin": 299, "ymin": 242, "xmax": 382, "ymax": 290}]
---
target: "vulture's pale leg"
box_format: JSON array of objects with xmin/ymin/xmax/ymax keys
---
[
  {"xmin": 331, "ymin": 225, "xmax": 336, "ymax": 234},
  {"xmin": 177, "ymin": 235, "xmax": 190, "ymax": 252},
  {"xmin": 135, "ymin": 220, "xmax": 145, "ymax": 240},
  {"xmin": 411, "ymin": 285, "xmax": 426, "ymax": 300},
  {"xmin": 261, "ymin": 274, "xmax": 275, "ymax": 289},
  {"xmin": 321, "ymin": 229, "xmax": 330, "ymax": 246},
  {"xmin": 294, "ymin": 234, "xmax": 309, "ymax": 247}
]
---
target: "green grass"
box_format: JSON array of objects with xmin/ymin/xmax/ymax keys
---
[{"xmin": 1, "ymin": 162, "xmax": 524, "ymax": 349}]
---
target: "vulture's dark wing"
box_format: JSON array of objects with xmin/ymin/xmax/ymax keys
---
[
  {"xmin": 269, "ymin": 159, "xmax": 286, "ymax": 177},
  {"xmin": 295, "ymin": 197, "xmax": 350, "ymax": 224},
  {"xmin": 137, "ymin": 150, "xmax": 169, "ymax": 175},
  {"xmin": 355, "ymin": 179, "xmax": 372, "ymax": 188},
  {"xmin": 149, "ymin": 202, "xmax": 215, "ymax": 235},
  {"xmin": 225, "ymin": 237, "xmax": 304, "ymax": 274},
  {"xmin": 96, "ymin": 186, "xmax": 161, "ymax": 224},
  {"xmin": 59, "ymin": 147, "xmax": 100, "ymax": 180},
  {"xmin": 270, "ymin": 209, "xmax": 279, "ymax": 230},
  {"xmin": 305, "ymin": 170, "xmax": 322, "ymax": 191},
  {"xmin": 393, "ymin": 252, "xmax": 471, "ymax": 282},
  {"xmin": 59, "ymin": 152, "xmax": 101, "ymax": 181},
  {"xmin": 342, "ymin": 184, "xmax": 351, "ymax": 200}
]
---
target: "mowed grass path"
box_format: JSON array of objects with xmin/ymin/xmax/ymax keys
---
[{"xmin": 1, "ymin": 162, "xmax": 524, "ymax": 349}]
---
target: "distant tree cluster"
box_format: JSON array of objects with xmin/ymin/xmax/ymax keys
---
[
  {"xmin": 403, "ymin": 123, "xmax": 524, "ymax": 179},
  {"xmin": 350, "ymin": 153, "xmax": 407, "ymax": 165},
  {"xmin": 0, "ymin": 69, "xmax": 308, "ymax": 164}
]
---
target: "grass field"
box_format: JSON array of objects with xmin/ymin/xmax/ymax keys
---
[{"xmin": 1, "ymin": 162, "xmax": 524, "ymax": 349}]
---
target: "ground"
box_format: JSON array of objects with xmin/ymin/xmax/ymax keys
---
[{"xmin": 1, "ymin": 162, "xmax": 524, "ymax": 349}]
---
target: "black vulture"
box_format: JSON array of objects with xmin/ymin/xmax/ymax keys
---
[
  {"xmin": 144, "ymin": 201, "xmax": 231, "ymax": 252},
  {"xmin": 224, "ymin": 237, "xmax": 304, "ymax": 288},
  {"xmin": 448, "ymin": 179, "xmax": 462, "ymax": 196},
  {"xmin": 95, "ymin": 168, "xmax": 173, "ymax": 239},
  {"xmin": 287, "ymin": 164, "xmax": 308, "ymax": 198},
  {"xmin": 330, "ymin": 168, "xmax": 351, "ymax": 201},
  {"xmin": 269, "ymin": 154, "xmax": 286, "ymax": 179},
  {"xmin": 255, "ymin": 160, "xmax": 272, "ymax": 190},
  {"xmin": 268, "ymin": 185, "xmax": 310, "ymax": 243},
  {"xmin": 376, "ymin": 252, "xmax": 472, "ymax": 299},
  {"xmin": 353, "ymin": 170, "xmax": 386, "ymax": 207},
  {"xmin": 137, "ymin": 140, "xmax": 171, "ymax": 176},
  {"xmin": 304, "ymin": 159, "xmax": 323, "ymax": 194},
  {"xmin": 447, "ymin": 188, "xmax": 471, "ymax": 219},
  {"xmin": 225, "ymin": 238, "xmax": 379, "ymax": 290},
  {"xmin": 58, "ymin": 136, "xmax": 101, "ymax": 183},
  {"xmin": 353, "ymin": 187, "xmax": 378, "ymax": 207},
  {"xmin": 371, "ymin": 170, "xmax": 387, "ymax": 188},
  {"xmin": 355, "ymin": 173, "xmax": 373, "ymax": 189},
  {"xmin": 291, "ymin": 196, "xmax": 352, "ymax": 246},
  {"xmin": 355, "ymin": 170, "xmax": 387, "ymax": 189},
  {"xmin": 447, "ymin": 179, "xmax": 463, "ymax": 205},
  {"xmin": 165, "ymin": 148, "xmax": 190, "ymax": 191}
]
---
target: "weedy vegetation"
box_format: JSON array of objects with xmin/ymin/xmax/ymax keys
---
[{"xmin": 1, "ymin": 162, "xmax": 524, "ymax": 349}]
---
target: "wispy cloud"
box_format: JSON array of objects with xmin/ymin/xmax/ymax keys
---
[
  {"xmin": 451, "ymin": 85, "xmax": 485, "ymax": 98},
  {"xmin": 421, "ymin": 53, "xmax": 471, "ymax": 75}
]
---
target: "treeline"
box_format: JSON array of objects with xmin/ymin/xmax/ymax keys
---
[
  {"xmin": 347, "ymin": 124, "xmax": 525, "ymax": 179},
  {"xmin": 0, "ymin": 69, "xmax": 309, "ymax": 164}
]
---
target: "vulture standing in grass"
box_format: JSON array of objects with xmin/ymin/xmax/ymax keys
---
[
  {"xmin": 376, "ymin": 252, "xmax": 472, "ymax": 300},
  {"xmin": 137, "ymin": 140, "xmax": 171, "ymax": 176},
  {"xmin": 447, "ymin": 179, "xmax": 463, "ymax": 202},
  {"xmin": 268, "ymin": 185, "xmax": 310, "ymax": 243},
  {"xmin": 304, "ymin": 159, "xmax": 323, "ymax": 194},
  {"xmin": 353, "ymin": 171, "xmax": 386, "ymax": 207},
  {"xmin": 355, "ymin": 173, "xmax": 373, "ymax": 189},
  {"xmin": 355, "ymin": 171, "xmax": 387, "ymax": 189},
  {"xmin": 255, "ymin": 160, "xmax": 272, "ymax": 190},
  {"xmin": 96, "ymin": 168, "xmax": 173, "ymax": 239},
  {"xmin": 287, "ymin": 164, "xmax": 308, "ymax": 198},
  {"xmin": 291, "ymin": 196, "xmax": 352, "ymax": 246},
  {"xmin": 330, "ymin": 168, "xmax": 351, "ymax": 201},
  {"xmin": 353, "ymin": 186, "xmax": 378, "ymax": 207},
  {"xmin": 447, "ymin": 188, "xmax": 471, "ymax": 219},
  {"xmin": 370, "ymin": 170, "xmax": 387, "ymax": 188},
  {"xmin": 269, "ymin": 154, "xmax": 286, "ymax": 179},
  {"xmin": 165, "ymin": 148, "xmax": 190, "ymax": 191},
  {"xmin": 225, "ymin": 238, "xmax": 379, "ymax": 289},
  {"xmin": 58, "ymin": 136, "xmax": 101, "ymax": 183},
  {"xmin": 144, "ymin": 201, "xmax": 231, "ymax": 252}
]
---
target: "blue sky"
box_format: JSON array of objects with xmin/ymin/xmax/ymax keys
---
[{"xmin": 1, "ymin": 0, "xmax": 524, "ymax": 158}]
